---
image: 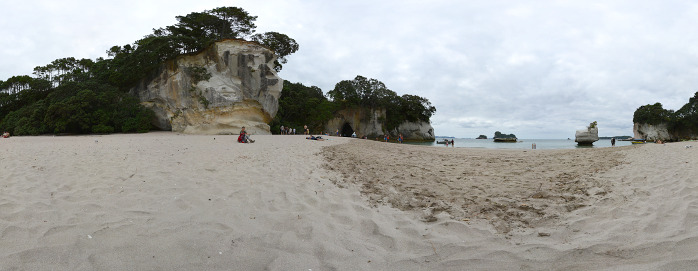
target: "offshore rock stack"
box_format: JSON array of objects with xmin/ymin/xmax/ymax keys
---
[{"xmin": 575, "ymin": 121, "xmax": 599, "ymax": 146}]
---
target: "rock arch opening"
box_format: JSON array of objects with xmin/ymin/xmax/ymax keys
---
[{"xmin": 341, "ymin": 122, "xmax": 354, "ymax": 137}]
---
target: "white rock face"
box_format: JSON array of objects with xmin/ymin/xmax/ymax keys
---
[
  {"xmin": 575, "ymin": 127, "xmax": 599, "ymax": 145},
  {"xmin": 325, "ymin": 108, "xmax": 435, "ymax": 141},
  {"xmin": 130, "ymin": 39, "xmax": 282, "ymax": 135},
  {"xmin": 633, "ymin": 123, "xmax": 674, "ymax": 141},
  {"xmin": 395, "ymin": 121, "xmax": 435, "ymax": 141},
  {"xmin": 326, "ymin": 108, "xmax": 386, "ymax": 137}
]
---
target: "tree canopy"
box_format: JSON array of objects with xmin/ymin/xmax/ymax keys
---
[
  {"xmin": 272, "ymin": 81, "xmax": 337, "ymax": 133},
  {"xmin": 326, "ymin": 75, "xmax": 435, "ymax": 130}
]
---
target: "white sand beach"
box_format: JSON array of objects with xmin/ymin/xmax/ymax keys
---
[{"xmin": 1, "ymin": 133, "xmax": 696, "ymax": 270}]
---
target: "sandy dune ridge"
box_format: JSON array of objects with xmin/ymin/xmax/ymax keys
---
[{"xmin": 1, "ymin": 133, "xmax": 696, "ymax": 270}]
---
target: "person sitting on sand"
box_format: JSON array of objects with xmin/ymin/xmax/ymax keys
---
[
  {"xmin": 2, "ymin": 131, "xmax": 9, "ymax": 138},
  {"xmin": 237, "ymin": 127, "xmax": 255, "ymax": 143},
  {"xmin": 306, "ymin": 135, "xmax": 324, "ymax": 141}
]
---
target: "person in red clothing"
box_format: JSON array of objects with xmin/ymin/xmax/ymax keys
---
[{"xmin": 237, "ymin": 127, "xmax": 255, "ymax": 143}]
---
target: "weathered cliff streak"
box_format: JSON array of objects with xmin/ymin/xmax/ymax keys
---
[
  {"xmin": 325, "ymin": 108, "xmax": 435, "ymax": 141},
  {"xmin": 634, "ymin": 123, "xmax": 675, "ymax": 141},
  {"xmin": 130, "ymin": 39, "xmax": 282, "ymax": 135},
  {"xmin": 394, "ymin": 121, "xmax": 435, "ymax": 141},
  {"xmin": 326, "ymin": 108, "xmax": 386, "ymax": 137}
]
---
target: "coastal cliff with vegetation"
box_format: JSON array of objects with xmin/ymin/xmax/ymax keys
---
[
  {"xmin": 274, "ymin": 76, "xmax": 436, "ymax": 141},
  {"xmin": 0, "ymin": 6, "xmax": 435, "ymax": 137},
  {"xmin": 130, "ymin": 39, "xmax": 282, "ymax": 135},
  {"xmin": 0, "ymin": 7, "xmax": 297, "ymax": 135},
  {"xmin": 633, "ymin": 92, "xmax": 698, "ymax": 141}
]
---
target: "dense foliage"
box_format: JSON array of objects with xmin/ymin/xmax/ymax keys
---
[
  {"xmin": 326, "ymin": 75, "xmax": 436, "ymax": 131},
  {"xmin": 275, "ymin": 76, "xmax": 435, "ymax": 135},
  {"xmin": 272, "ymin": 81, "xmax": 337, "ymax": 133},
  {"xmin": 0, "ymin": 60, "xmax": 153, "ymax": 135},
  {"xmin": 633, "ymin": 102, "xmax": 674, "ymax": 125},
  {"xmin": 1, "ymin": 7, "xmax": 297, "ymax": 136},
  {"xmin": 633, "ymin": 92, "xmax": 698, "ymax": 138}
]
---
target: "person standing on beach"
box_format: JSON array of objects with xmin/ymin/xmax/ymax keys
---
[
  {"xmin": 398, "ymin": 133, "xmax": 403, "ymax": 143},
  {"xmin": 280, "ymin": 125, "xmax": 284, "ymax": 135},
  {"xmin": 451, "ymin": 139, "xmax": 455, "ymax": 147},
  {"xmin": 304, "ymin": 125, "xmax": 308, "ymax": 135},
  {"xmin": 611, "ymin": 137, "xmax": 616, "ymax": 146}
]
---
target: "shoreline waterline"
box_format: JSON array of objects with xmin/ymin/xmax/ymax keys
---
[{"xmin": 405, "ymin": 138, "xmax": 633, "ymax": 149}]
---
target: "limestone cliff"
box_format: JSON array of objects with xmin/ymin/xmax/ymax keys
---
[
  {"xmin": 394, "ymin": 121, "xmax": 435, "ymax": 141},
  {"xmin": 326, "ymin": 108, "xmax": 385, "ymax": 138},
  {"xmin": 325, "ymin": 108, "xmax": 435, "ymax": 141},
  {"xmin": 130, "ymin": 39, "xmax": 282, "ymax": 135},
  {"xmin": 633, "ymin": 123, "xmax": 675, "ymax": 141}
]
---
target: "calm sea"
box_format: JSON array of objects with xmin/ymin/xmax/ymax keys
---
[{"xmin": 406, "ymin": 138, "xmax": 633, "ymax": 149}]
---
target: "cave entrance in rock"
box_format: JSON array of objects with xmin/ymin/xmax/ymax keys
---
[{"xmin": 341, "ymin": 122, "xmax": 354, "ymax": 137}]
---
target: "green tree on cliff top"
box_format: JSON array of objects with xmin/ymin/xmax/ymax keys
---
[{"xmin": 326, "ymin": 75, "xmax": 435, "ymax": 131}]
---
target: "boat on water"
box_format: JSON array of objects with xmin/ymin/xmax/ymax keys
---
[
  {"xmin": 493, "ymin": 137, "xmax": 517, "ymax": 142},
  {"xmin": 436, "ymin": 140, "xmax": 453, "ymax": 144},
  {"xmin": 631, "ymin": 140, "xmax": 646, "ymax": 144}
]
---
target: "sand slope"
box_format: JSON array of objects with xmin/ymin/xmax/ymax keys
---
[
  {"xmin": 1, "ymin": 134, "xmax": 697, "ymax": 270},
  {"xmin": 324, "ymin": 140, "xmax": 698, "ymax": 270}
]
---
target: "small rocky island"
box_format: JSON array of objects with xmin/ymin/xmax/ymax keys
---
[
  {"xmin": 476, "ymin": 135, "xmax": 488, "ymax": 139},
  {"xmin": 493, "ymin": 131, "xmax": 517, "ymax": 142},
  {"xmin": 575, "ymin": 121, "xmax": 599, "ymax": 146}
]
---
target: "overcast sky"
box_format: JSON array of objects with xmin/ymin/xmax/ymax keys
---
[{"xmin": 2, "ymin": 0, "xmax": 698, "ymax": 138}]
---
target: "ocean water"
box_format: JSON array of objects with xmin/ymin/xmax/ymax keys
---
[{"xmin": 406, "ymin": 138, "xmax": 633, "ymax": 149}]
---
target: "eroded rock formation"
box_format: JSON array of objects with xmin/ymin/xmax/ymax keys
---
[
  {"xmin": 575, "ymin": 122, "xmax": 599, "ymax": 145},
  {"xmin": 633, "ymin": 123, "xmax": 674, "ymax": 141},
  {"xmin": 633, "ymin": 122, "xmax": 698, "ymax": 141},
  {"xmin": 325, "ymin": 108, "xmax": 435, "ymax": 141},
  {"xmin": 130, "ymin": 39, "xmax": 282, "ymax": 135},
  {"xmin": 394, "ymin": 121, "xmax": 435, "ymax": 141}
]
